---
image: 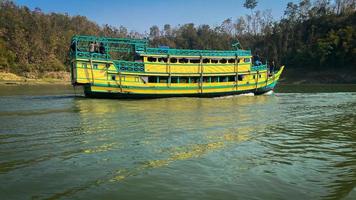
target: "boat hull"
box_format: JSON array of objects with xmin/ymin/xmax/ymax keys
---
[{"xmin": 83, "ymin": 81, "xmax": 277, "ymax": 99}]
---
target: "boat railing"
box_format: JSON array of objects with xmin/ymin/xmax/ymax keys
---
[
  {"xmin": 71, "ymin": 51, "xmax": 112, "ymax": 61},
  {"xmin": 251, "ymin": 65, "xmax": 267, "ymax": 71},
  {"xmin": 144, "ymin": 48, "xmax": 251, "ymax": 57},
  {"xmin": 113, "ymin": 60, "xmax": 145, "ymax": 72},
  {"xmin": 72, "ymin": 35, "xmax": 148, "ymax": 46}
]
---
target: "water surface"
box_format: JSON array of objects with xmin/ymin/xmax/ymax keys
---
[{"xmin": 0, "ymin": 84, "xmax": 356, "ymax": 199}]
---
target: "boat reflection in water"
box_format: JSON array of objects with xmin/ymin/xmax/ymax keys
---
[{"xmin": 1, "ymin": 88, "xmax": 356, "ymax": 199}]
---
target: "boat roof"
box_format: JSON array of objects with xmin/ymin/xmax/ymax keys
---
[
  {"xmin": 71, "ymin": 35, "xmax": 251, "ymax": 57},
  {"xmin": 142, "ymin": 48, "xmax": 251, "ymax": 57}
]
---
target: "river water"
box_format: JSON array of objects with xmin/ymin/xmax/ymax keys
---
[{"xmin": 0, "ymin": 84, "xmax": 356, "ymax": 200}]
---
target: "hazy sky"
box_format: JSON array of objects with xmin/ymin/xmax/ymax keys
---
[{"xmin": 15, "ymin": 0, "xmax": 299, "ymax": 33}]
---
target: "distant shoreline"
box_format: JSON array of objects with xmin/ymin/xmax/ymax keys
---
[{"xmin": 0, "ymin": 71, "xmax": 70, "ymax": 86}]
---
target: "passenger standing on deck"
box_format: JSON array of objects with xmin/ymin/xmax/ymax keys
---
[
  {"xmin": 94, "ymin": 41, "xmax": 99, "ymax": 53},
  {"xmin": 254, "ymin": 54, "xmax": 262, "ymax": 66},
  {"xmin": 99, "ymin": 42, "xmax": 105, "ymax": 54},
  {"xmin": 89, "ymin": 42, "xmax": 95, "ymax": 53}
]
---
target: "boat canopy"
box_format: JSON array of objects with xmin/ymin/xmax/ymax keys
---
[{"xmin": 70, "ymin": 35, "xmax": 251, "ymax": 60}]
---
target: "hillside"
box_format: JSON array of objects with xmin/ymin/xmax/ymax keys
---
[{"xmin": 0, "ymin": 0, "xmax": 355, "ymax": 83}]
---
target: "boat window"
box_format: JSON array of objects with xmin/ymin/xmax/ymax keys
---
[
  {"xmin": 82, "ymin": 63, "xmax": 87, "ymax": 68},
  {"xmin": 190, "ymin": 59, "xmax": 200, "ymax": 64},
  {"xmin": 211, "ymin": 59, "xmax": 219, "ymax": 64},
  {"xmin": 171, "ymin": 77, "xmax": 178, "ymax": 83},
  {"xmin": 203, "ymin": 77, "xmax": 210, "ymax": 83},
  {"xmin": 220, "ymin": 76, "xmax": 228, "ymax": 82},
  {"xmin": 159, "ymin": 76, "xmax": 168, "ymax": 83},
  {"xmin": 111, "ymin": 75, "xmax": 116, "ymax": 81},
  {"xmin": 228, "ymin": 76, "xmax": 235, "ymax": 82},
  {"xmin": 202, "ymin": 58, "xmax": 210, "ymax": 63},
  {"xmin": 228, "ymin": 59, "xmax": 235, "ymax": 63},
  {"xmin": 238, "ymin": 75, "xmax": 244, "ymax": 81},
  {"xmin": 170, "ymin": 58, "xmax": 177, "ymax": 63},
  {"xmin": 253, "ymin": 75, "xmax": 256, "ymax": 79},
  {"xmin": 135, "ymin": 56, "xmax": 144, "ymax": 62},
  {"xmin": 93, "ymin": 64, "xmax": 98, "ymax": 69},
  {"xmin": 147, "ymin": 57, "xmax": 157, "ymax": 62},
  {"xmin": 158, "ymin": 57, "xmax": 168, "ymax": 62},
  {"xmin": 220, "ymin": 59, "xmax": 227, "ymax": 64},
  {"xmin": 190, "ymin": 77, "xmax": 199, "ymax": 83},
  {"xmin": 211, "ymin": 76, "xmax": 219, "ymax": 82},
  {"xmin": 179, "ymin": 58, "xmax": 189, "ymax": 63},
  {"xmin": 148, "ymin": 76, "xmax": 156, "ymax": 83},
  {"xmin": 259, "ymin": 74, "xmax": 262, "ymax": 78},
  {"xmin": 180, "ymin": 77, "xmax": 188, "ymax": 83},
  {"xmin": 244, "ymin": 58, "xmax": 251, "ymax": 63}
]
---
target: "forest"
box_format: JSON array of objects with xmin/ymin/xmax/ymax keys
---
[{"xmin": 0, "ymin": 0, "xmax": 355, "ymax": 82}]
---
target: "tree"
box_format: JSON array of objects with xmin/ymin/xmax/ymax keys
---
[
  {"xmin": 163, "ymin": 24, "xmax": 172, "ymax": 37},
  {"xmin": 243, "ymin": 0, "xmax": 259, "ymax": 35},
  {"xmin": 149, "ymin": 25, "xmax": 160, "ymax": 39},
  {"xmin": 243, "ymin": 0, "xmax": 258, "ymax": 10}
]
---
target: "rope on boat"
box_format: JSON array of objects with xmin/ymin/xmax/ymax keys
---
[
  {"xmin": 235, "ymin": 54, "xmax": 239, "ymax": 91},
  {"xmin": 167, "ymin": 55, "xmax": 171, "ymax": 87},
  {"xmin": 89, "ymin": 55, "xmax": 95, "ymax": 85},
  {"xmin": 255, "ymin": 70, "xmax": 259, "ymax": 92},
  {"xmin": 199, "ymin": 55, "xmax": 203, "ymax": 94},
  {"xmin": 118, "ymin": 71, "xmax": 122, "ymax": 93}
]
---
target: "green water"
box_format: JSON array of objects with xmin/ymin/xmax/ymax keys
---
[{"xmin": 1, "ymin": 85, "xmax": 356, "ymax": 200}]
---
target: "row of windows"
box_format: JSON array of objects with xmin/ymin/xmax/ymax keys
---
[
  {"xmin": 147, "ymin": 76, "xmax": 245, "ymax": 83},
  {"xmin": 110, "ymin": 74, "xmax": 263, "ymax": 83},
  {"xmin": 146, "ymin": 57, "xmax": 251, "ymax": 64}
]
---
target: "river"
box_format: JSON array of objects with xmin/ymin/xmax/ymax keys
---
[{"xmin": 0, "ymin": 84, "xmax": 356, "ymax": 199}]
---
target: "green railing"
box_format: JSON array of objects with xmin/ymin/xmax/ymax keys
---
[
  {"xmin": 74, "ymin": 52, "xmax": 111, "ymax": 61},
  {"xmin": 113, "ymin": 60, "xmax": 145, "ymax": 72},
  {"xmin": 72, "ymin": 35, "xmax": 148, "ymax": 46},
  {"xmin": 251, "ymin": 65, "xmax": 267, "ymax": 71},
  {"xmin": 71, "ymin": 35, "xmax": 148, "ymax": 55},
  {"xmin": 70, "ymin": 35, "xmax": 251, "ymax": 58},
  {"xmin": 143, "ymin": 47, "xmax": 251, "ymax": 57}
]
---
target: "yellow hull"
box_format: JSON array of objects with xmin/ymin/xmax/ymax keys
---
[{"xmin": 71, "ymin": 58, "xmax": 284, "ymax": 98}]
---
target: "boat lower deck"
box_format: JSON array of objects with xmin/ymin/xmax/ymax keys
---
[
  {"xmin": 84, "ymin": 86, "xmax": 273, "ymax": 99},
  {"xmin": 82, "ymin": 78, "xmax": 279, "ymax": 99}
]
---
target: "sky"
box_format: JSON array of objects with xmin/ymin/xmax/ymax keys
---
[{"xmin": 15, "ymin": 0, "xmax": 299, "ymax": 33}]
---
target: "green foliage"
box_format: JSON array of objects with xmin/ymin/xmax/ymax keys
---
[
  {"xmin": 0, "ymin": 39, "xmax": 15, "ymax": 71},
  {"xmin": 0, "ymin": 0, "xmax": 355, "ymax": 77},
  {"xmin": 244, "ymin": 0, "xmax": 258, "ymax": 10},
  {"xmin": 0, "ymin": 1, "xmax": 135, "ymax": 75}
]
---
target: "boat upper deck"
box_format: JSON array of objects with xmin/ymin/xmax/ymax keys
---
[
  {"xmin": 142, "ymin": 48, "xmax": 251, "ymax": 57},
  {"xmin": 70, "ymin": 35, "xmax": 252, "ymax": 60}
]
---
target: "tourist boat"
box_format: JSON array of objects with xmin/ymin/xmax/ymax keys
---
[{"xmin": 69, "ymin": 35, "xmax": 284, "ymax": 98}]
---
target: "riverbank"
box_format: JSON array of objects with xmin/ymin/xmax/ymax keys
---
[
  {"xmin": 0, "ymin": 72, "xmax": 69, "ymax": 85},
  {"xmin": 280, "ymin": 68, "xmax": 356, "ymax": 84}
]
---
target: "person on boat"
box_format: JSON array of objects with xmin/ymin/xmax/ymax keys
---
[
  {"xmin": 70, "ymin": 41, "xmax": 80, "ymax": 52},
  {"xmin": 253, "ymin": 54, "xmax": 262, "ymax": 66},
  {"xmin": 89, "ymin": 42, "xmax": 95, "ymax": 53},
  {"xmin": 269, "ymin": 61, "xmax": 275, "ymax": 75},
  {"xmin": 94, "ymin": 41, "xmax": 99, "ymax": 53},
  {"xmin": 99, "ymin": 42, "xmax": 105, "ymax": 54}
]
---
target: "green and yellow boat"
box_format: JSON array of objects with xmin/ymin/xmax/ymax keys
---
[{"xmin": 69, "ymin": 35, "xmax": 284, "ymax": 98}]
